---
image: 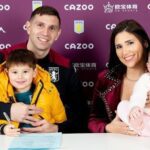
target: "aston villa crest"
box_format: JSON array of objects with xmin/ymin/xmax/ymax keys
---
[
  {"xmin": 74, "ymin": 20, "xmax": 84, "ymax": 34},
  {"xmin": 32, "ymin": 0, "xmax": 43, "ymax": 11},
  {"xmin": 48, "ymin": 67, "xmax": 59, "ymax": 82}
]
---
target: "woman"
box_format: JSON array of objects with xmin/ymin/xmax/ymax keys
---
[{"xmin": 88, "ymin": 19, "xmax": 150, "ymax": 135}]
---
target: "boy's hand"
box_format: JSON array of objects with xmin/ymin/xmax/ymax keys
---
[{"xmin": 4, "ymin": 124, "xmax": 20, "ymax": 136}]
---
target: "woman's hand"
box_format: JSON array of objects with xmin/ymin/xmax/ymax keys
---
[{"xmin": 105, "ymin": 115, "xmax": 138, "ymax": 136}]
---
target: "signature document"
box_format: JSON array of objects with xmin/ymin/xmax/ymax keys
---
[{"xmin": 8, "ymin": 132, "xmax": 62, "ymax": 149}]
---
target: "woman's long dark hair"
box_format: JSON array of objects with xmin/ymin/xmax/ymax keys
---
[{"xmin": 108, "ymin": 19, "xmax": 150, "ymax": 75}]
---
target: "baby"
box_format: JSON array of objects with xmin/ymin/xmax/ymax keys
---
[{"xmin": 117, "ymin": 54, "xmax": 150, "ymax": 136}]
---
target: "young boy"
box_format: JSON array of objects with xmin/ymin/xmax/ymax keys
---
[
  {"xmin": 117, "ymin": 53, "xmax": 150, "ymax": 136},
  {"xmin": 0, "ymin": 49, "xmax": 66, "ymax": 136}
]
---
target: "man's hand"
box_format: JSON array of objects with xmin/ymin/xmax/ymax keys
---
[
  {"xmin": 10, "ymin": 103, "xmax": 42, "ymax": 122},
  {"xmin": 105, "ymin": 115, "xmax": 138, "ymax": 136},
  {"xmin": 22, "ymin": 119, "xmax": 58, "ymax": 133}
]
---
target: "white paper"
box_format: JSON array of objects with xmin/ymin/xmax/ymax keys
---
[{"xmin": 8, "ymin": 132, "xmax": 62, "ymax": 149}]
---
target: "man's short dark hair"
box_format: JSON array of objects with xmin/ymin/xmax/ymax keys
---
[{"xmin": 30, "ymin": 5, "xmax": 61, "ymax": 26}]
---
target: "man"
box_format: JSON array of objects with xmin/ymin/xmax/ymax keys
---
[{"xmin": 0, "ymin": 6, "xmax": 88, "ymax": 133}]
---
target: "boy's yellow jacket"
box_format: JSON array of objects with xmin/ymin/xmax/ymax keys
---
[{"xmin": 0, "ymin": 63, "xmax": 67, "ymax": 127}]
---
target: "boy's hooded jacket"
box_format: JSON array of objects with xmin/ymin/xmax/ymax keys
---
[{"xmin": 0, "ymin": 62, "xmax": 67, "ymax": 127}]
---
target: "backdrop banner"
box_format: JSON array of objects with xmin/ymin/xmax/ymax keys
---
[{"xmin": 0, "ymin": 0, "xmax": 150, "ymax": 103}]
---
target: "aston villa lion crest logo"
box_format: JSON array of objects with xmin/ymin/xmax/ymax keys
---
[
  {"xmin": 74, "ymin": 20, "xmax": 84, "ymax": 34},
  {"xmin": 32, "ymin": 0, "xmax": 43, "ymax": 11},
  {"xmin": 48, "ymin": 67, "xmax": 59, "ymax": 82}
]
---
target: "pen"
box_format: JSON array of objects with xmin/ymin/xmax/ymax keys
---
[{"xmin": 3, "ymin": 112, "xmax": 11, "ymax": 124}]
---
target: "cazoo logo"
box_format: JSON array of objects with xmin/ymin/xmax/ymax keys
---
[
  {"xmin": 65, "ymin": 43, "xmax": 94, "ymax": 50},
  {"xmin": 82, "ymin": 81, "xmax": 94, "ymax": 87},
  {"xmin": 64, "ymin": 4, "xmax": 94, "ymax": 11},
  {"xmin": 0, "ymin": 4, "xmax": 10, "ymax": 11},
  {"xmin": 147, "ymin": 4, "xmax": 150, "ymax": 10},
  {"xmin": 105, "ymin": 24, "xmax": 116, "ymax": 30},
  {"xmin": 0, "ymin": 44, "xmax": 11, "ymax": 50},
  {"xmin": 23, "ymin": 24, "xmax": 27, "ymax": 30}
]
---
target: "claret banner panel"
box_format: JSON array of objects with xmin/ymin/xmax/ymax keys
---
[{"xmin": 0, "ymin": 0, "xmax": 150, "ymax": 104}]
